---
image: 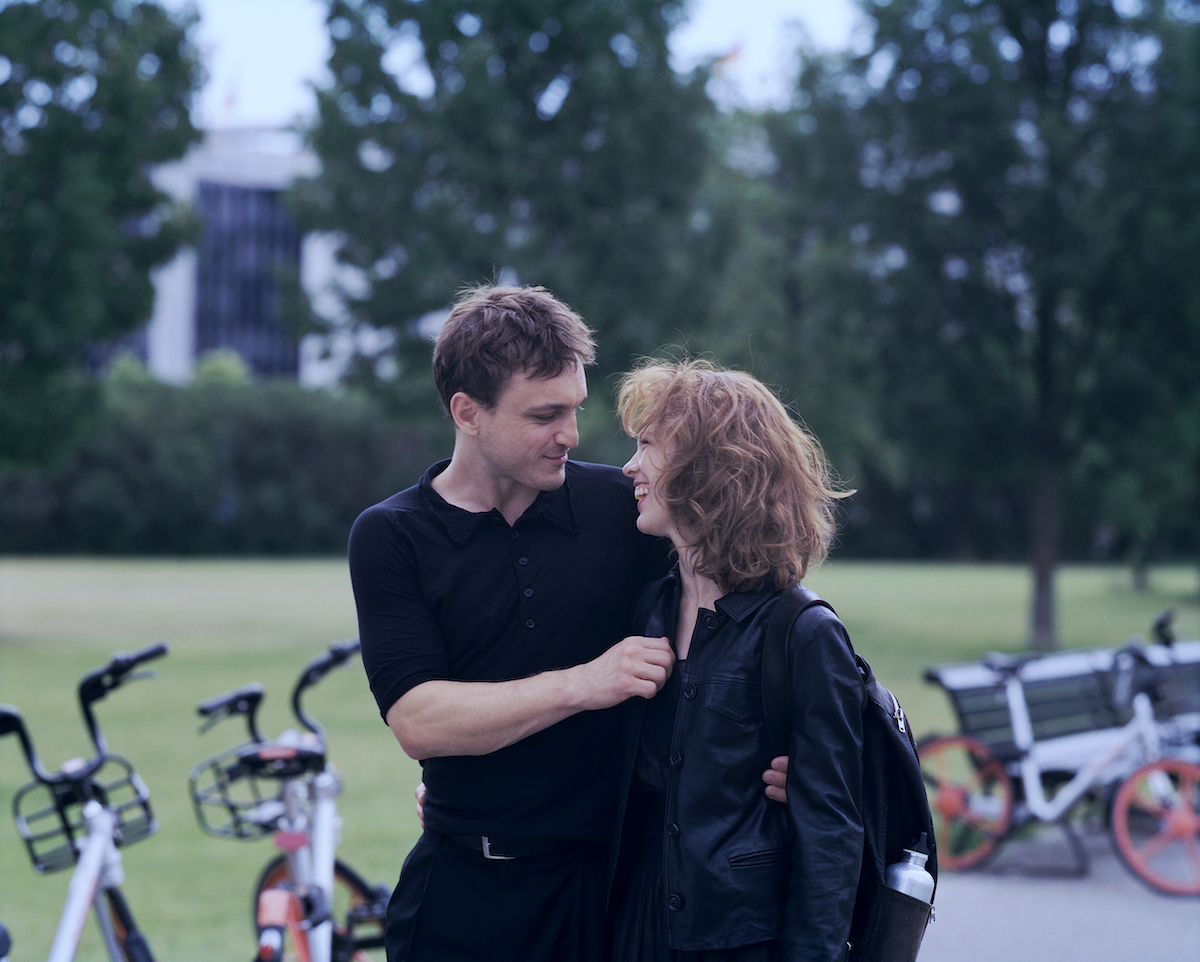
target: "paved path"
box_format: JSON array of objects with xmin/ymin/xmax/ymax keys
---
[{"xmin": 918, "ymin": 826, "xmax": 1200, "ymax": 962}]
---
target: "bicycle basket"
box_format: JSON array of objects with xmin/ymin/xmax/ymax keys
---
[
  {"xmin": 12, "ymin": 754, "xmax": 156, "ymax": 874},
  {"xmin": 189, "ymin": 739, "xmax": 323, "ymax": 840}
]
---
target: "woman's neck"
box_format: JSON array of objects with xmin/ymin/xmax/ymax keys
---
[{"xmin": 674, "ymin": 548, "xmax": 722, "ymax": 659}]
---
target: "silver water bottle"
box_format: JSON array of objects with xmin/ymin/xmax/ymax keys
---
[{"xmin": 885, "ymin": 832, "xmax": 935, "ymax": 903}]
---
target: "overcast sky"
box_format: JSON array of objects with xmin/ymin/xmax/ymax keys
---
[{"xmin": 162, "ymin": 0, "xmax": 866, "ymax": 129}]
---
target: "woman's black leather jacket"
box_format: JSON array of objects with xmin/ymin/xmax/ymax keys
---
[{"xmin": 613, "ymin": 571, "xmax": 865, "ymax": 961}]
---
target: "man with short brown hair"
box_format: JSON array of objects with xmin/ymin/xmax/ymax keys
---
[{"xmin": 351, "ymin": 284, "xmax": 673, "ymax": 962}]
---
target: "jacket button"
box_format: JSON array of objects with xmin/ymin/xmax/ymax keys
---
[
  {"xmin": 667, "ymin": 894, "xmax": 683, "ymax": 912},
  {"xmin": 667, "ymin": 822, "xmax": 680, "ymax": 838},
  {"xmin": 704, "ymin": 614, "xmax": 717, "ymax": 630},
  {"xmin": 682, "ymin": 683, "xmax": 696, "ymax": 699},
  {"xmin": 668, "ymin": 752, "xmax": 681, "ymax": 767}
]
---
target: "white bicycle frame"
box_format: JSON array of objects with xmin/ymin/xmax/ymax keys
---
[
  {"xmin": 1004, "ymin": 675, "xmax": 1162, "ymax": 823},
  {"xmin": 48, "ymin": 800, "xmax": 128, "ymax": 962},
  {"xmin": 256, "ymin": 734, "xmax": 343, "ymax": 962},
  {"xmin": 274, "ymin": 770, "xmax": 341, "ymax": 962}
]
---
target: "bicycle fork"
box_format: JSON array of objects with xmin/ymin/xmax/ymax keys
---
[
  {"xmin": 48, "ymin": 801, "xmax": 153, "ymax": 962},
  {"xmin": 257, "ymin": 771, "xmax": 341, "ymax": 962}
]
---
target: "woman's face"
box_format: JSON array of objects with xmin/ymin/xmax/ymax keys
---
[{"xmin": 622, "ymin": 426, "xmax": 682, "ymax": 546}]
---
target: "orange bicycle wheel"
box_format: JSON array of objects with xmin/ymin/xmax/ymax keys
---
[
  {"xmin": 918, "ymin": 734, "xmax": 1014, "ymax": 870},
  {"xmin": 1110, "ymin": 758, "xmax": 1200, "ymax": 896},
  {"xmin": 254, "ymin": 855, "xmax": 387, "ymax": 962}
]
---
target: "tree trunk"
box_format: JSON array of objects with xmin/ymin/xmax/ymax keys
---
[
  {"xmin": 1131, "ymin": 550, "xmax": 1149, "ymax": 592},
  {"xmin": 1029, "ymin": 468, "xmax": 1061, "ymax": 651}
]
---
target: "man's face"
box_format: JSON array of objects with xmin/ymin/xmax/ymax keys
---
[{"xmin": 474, "ymin": 358, "xmax": 588, "ymax": 494}]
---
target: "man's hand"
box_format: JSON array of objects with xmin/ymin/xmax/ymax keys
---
[
  {"xmin": 388, "ymin": 635, "xmax": 674, "ymax": 759},
  {"xmin": 763, "ymin": 755, "xmax": 788, "ymax": 803},
  {"xmin": 415, "ymin": 781, "xmax": 426, "ymax": 829},
  {"xmin": 567, "ymin": 635, "xmax": 675, "ymax": 710}
]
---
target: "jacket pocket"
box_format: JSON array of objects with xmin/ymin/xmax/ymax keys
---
[
  {"xmin": 704, "ymin": 680, "xmax": 763, "ymax": 724},
  {"xmin": 727, "ymin": 847, "xmax": 789, "ymax": 869}
]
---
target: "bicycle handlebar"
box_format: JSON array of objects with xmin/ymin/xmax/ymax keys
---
[
  {"xmin": 292, "ymin": 638, "xmax": 361, "ymax": 739},
  {"xmin": 79, "ymin": 642, "xmax": 168, "ymax": 764},
  {"xmin": 197, "ymin": 683, "xmax": 267, "ymax": 743},
  {"xmin": 1, "ymin": 642, "xmax": 168, "ymax": 787},
  {"xmin": 0, "ymin": 705, "xmax": 53, "ymax": 783},
  {"xmin": 195, "ymin": 638, "xmax": 360, "ymax": 745}
]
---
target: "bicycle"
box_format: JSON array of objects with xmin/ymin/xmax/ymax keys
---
[
  {"xmin": 919, "ymin": 613, "xmax": 1200, "ymax": 895},
  {"xmin": 188, "ymin": 638, "xmax": 388, "ymax": 962},
  {"xmin": 0, "ymin": 643, "xmax": 168, "ymax": 962}
]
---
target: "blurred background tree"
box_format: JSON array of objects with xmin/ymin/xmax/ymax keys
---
[
  {"xmin": 289, "ymin": 0, "xmax": 718, "ymax": 443},
  {"xmin": 0, "ymin": 0, "xmax": 202, "ymax": 466},
  {"xmin": 2, "ymin": 0, "xmax": 1197, "ymax": 644},
  {"xmin": 751, "ymin": 0, "xmax": 1200, "ymax": 646},
  {"xmin": 0, "ymin": 352, "xmax": 433, "ymax": 553}
]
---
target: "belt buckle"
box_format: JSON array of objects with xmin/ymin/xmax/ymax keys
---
[{"xmin": 480, "ymin": 836, "xmax": 515, "ymax": 861}]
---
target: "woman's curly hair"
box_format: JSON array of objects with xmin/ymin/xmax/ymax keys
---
[{"xmin": 616, "ymin": 359, "xmax": 849, "ymax": 594}]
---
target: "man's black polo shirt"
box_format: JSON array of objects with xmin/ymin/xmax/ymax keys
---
[{"xmin": 349, "ymin": 459, "xmax": 666, "ymax": 843}]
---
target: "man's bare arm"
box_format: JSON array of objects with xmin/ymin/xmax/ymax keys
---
[{"xmin": 387, "ymin": 634, "xmax": 675, "ymax": 759}]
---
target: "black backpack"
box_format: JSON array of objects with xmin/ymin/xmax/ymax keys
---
[{"xmin": 762, "ymin": 586, "xmax": 937, "ymax": 962}]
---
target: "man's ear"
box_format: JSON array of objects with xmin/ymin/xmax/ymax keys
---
[{"xmin": 449, "ymin": 392, "xmax": 483, "ymax": 436}]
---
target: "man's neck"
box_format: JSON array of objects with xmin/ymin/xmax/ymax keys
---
[{"xmin": 432, "ymin": 454, "xmax": 542, "ymax": 526}]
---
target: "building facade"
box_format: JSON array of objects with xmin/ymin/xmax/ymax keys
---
[{"xmin": 145, "ymin": 127, "xmax": 343, "ymax": 385}]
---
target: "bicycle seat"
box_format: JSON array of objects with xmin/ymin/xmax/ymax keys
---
[{"xmin": 235, "ymin": 740, "xmax": 326, "ymax": 781}]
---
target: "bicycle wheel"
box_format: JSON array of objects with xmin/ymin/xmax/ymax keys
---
[
  {"xmin": 1110, "ymin": 758, "xmax": 1200, "ymax": 896},
  {"xmin": 101, "ymin": 887, "xmax": 156, "ymax": 962},
  {"xmin": 254, "ymin": 855, "xmax": 387, "ymax": 962},
  {"xmin": 918, "ymin": 734, "xmax": 1014, "ymax": 870}
]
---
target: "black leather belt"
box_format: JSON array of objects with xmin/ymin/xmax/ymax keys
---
[{"xmin": 446, "ymin": 834, "xmax": 576, "ymax": 861}]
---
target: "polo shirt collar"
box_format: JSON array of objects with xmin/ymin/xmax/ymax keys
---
[{"xmin": 418, "ymin": 459, "xmax": 580, "ymax": 546}]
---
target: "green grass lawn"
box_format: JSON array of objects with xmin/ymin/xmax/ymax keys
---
[{"xmin": 1, "ymin": 556, "xmax": 1197, "ymax": 961}]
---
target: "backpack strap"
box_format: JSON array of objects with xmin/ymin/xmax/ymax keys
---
[
  {"xmin": 763, "ymin": 586, "xmax": 913, "ymax": 755},
  {"xmin": 761, "ymin": 585, "xmax": 835, "ymax": 756}
]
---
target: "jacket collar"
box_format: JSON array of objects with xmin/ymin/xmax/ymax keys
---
[
  {"xmin": 418, "ymin": 459, "xmax": 580, "ymax": 546},
  {"xmin": 662, "ymin": 565, "xmax": 781, "ymax": 622}
]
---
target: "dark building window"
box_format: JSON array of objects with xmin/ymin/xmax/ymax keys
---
[{"xmin": 195, "ymin": 181, "xmax": 301, "ymax": 377}]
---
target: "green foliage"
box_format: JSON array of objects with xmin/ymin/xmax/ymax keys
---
[
  {"xmin": 749, "ymin": 0, "xmax": 1200, "ymax": 636},
  {"xmin": 291, "ymin": 0, "xmax": 717, "ymax": 424},
  {"xmin": 0, "ymin": 0, "xmax": 203, "ymax": 467},
  {"xmin": 0, "ymin": 359, "xmax": 446, "ymax": 553},
  {"xmin": 192, "ymin": 348, "xmax": 253, "ymax": 385}
]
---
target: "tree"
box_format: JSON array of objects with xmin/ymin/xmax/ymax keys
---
[
  {"xmin": 0, "ymin": 0, "xmax": 201, "ymax": 466},
  {"xmin": 767, "ymin": 0, "xmax": 1200, "ymax": 646},
  {"xmin": 0, "ymin": 352, "xmax": 437, "ymax": 553},
  {"xmin": 291, "ymin": 0, "xmax": 716, "ymax": 433}
]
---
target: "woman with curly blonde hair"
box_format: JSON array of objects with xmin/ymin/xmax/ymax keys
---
[{"xmin": 611, "ymin": 359, "xmax": 863, "ymax": 962}]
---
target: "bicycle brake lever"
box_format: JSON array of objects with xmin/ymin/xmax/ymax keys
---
[{"xmin": 198, "ymin": 711, "xmax": 225, "ymax": 735}]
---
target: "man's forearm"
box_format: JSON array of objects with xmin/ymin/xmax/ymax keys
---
[
  {"xmin": 387, "ymin": 673, "xmax": 585, "ymax": 758},
  {"xmin": 386, "ymin": 634, "xmax": 674, "ymax": 759}
]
